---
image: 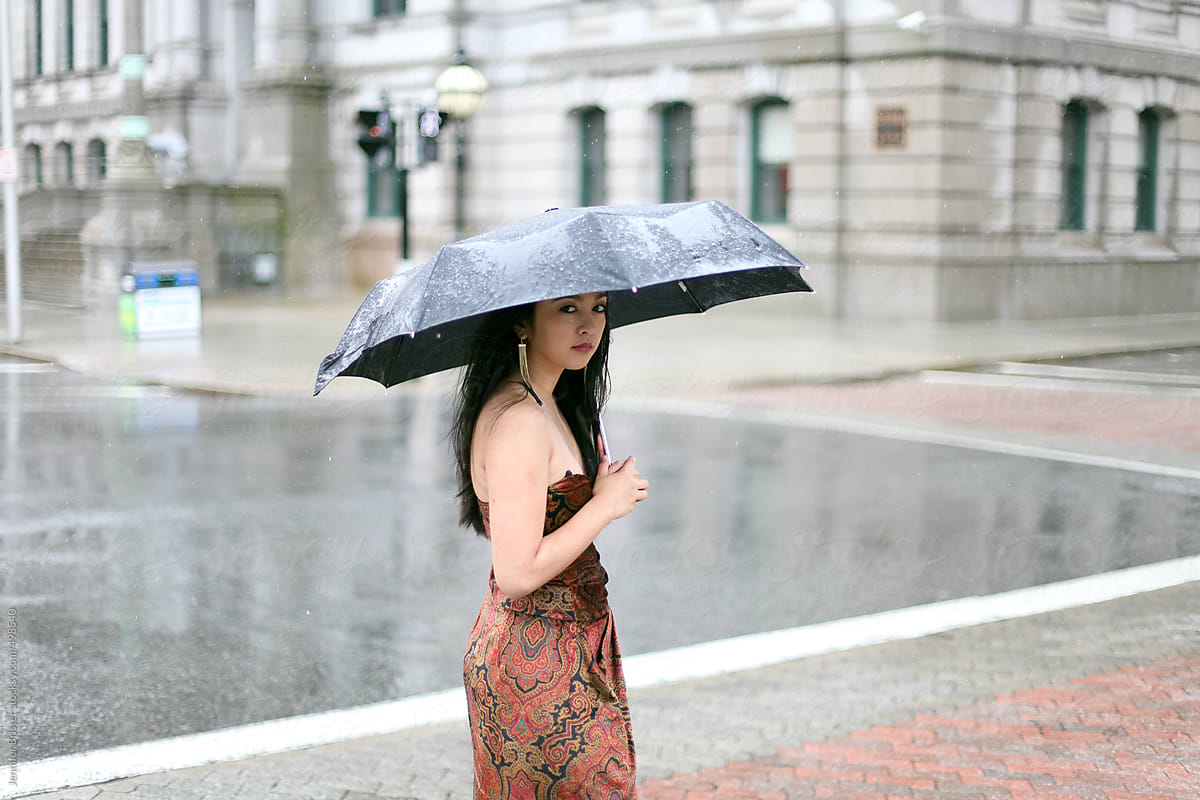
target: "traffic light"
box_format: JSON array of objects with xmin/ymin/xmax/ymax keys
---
[
  {"xmin": 416, "ymin": 108, "xmax": 447, "ymax": 165},
  {"xmin": 357, "ymin": 108, "xmax": 394, "ymax": 164}
]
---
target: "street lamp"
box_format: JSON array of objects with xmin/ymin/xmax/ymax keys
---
[{"xmin": 436, "ymin": 50, "xmax": 487, "ymax": 242}]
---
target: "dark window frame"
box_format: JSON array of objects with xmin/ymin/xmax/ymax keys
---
[
  {"xmin": 579, "ymin": 106, "xmax": 606, "ymax": 207},
  {"xmin": 372, "ymin": 0, "xmax": 407, "ymax": 17},
  {"xmin": 56, "ymin": 141, "xmax": 72, "ymax": 185},
  {"xmin": 64, "ymin": 0, "xmax": 74, "ymax": 71},
  {"xmin": 660, "ymin": 102, "xmax": 693, "ymax": 204},
  {"xmin": 25, "ymin": 144, "xmax": 43, "ymax": 187},
  {"xmin": 1059, "ymin": 100, "xmax": 1088, "ymax": 231},
  {"xmin": 750, "ymin": 98, "xmax": 791, "ymax": 224},
  {"xmin": 1135, "ymin": 108, "xmax": 1160, "ymax": 232},
  {"xmin": 32, "ymin": 0, "xmax": 43, "ymax": 76},
  {"xmin": 86, "ymin": 138, "xmax": 106, "ymax": 184},
  {"xmin": 97, "ymin": 0, "xmax": 108, "ymax": 66}
]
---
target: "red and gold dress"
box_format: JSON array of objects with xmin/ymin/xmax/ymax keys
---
[{"xmin": 464, "ymin": 472, "xmax": 636, "ymax": 799}]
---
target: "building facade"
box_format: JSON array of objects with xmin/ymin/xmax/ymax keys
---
[{"xmin": 3, "ymin": 0, "xmax": 1199, "ymax": 320}]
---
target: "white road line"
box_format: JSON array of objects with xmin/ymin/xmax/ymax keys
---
[
  {"xmin": 0, "ymin": 361, "xmax": 56, "ymax": 373},
  {"xmin": 11, "ymin": 554, "xmax": 1200, "ymax": 798},
  {"xmin": 4, "ymin": 689, "xmax": 467, "ymax": 798},
  {"xmin": 609, "ymin": 396, "xmax": 1200, "ymax": 482},
  {"xmin": 623, "ymin": 554, "xmax": 1200, "ymax": 688},
  {"xmin": 919, "ymin": 368, "xmax": 1200, "ymax": 397}
]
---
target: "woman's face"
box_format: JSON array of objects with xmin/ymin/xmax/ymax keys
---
[{"xmin": 523, "ymin": 292, "xmax": 608, "ymax": 372}]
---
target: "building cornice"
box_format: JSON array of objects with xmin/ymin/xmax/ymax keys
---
[{"xmin": 323, "ymin": 15, "xmax": 1200, "ymax": 91}]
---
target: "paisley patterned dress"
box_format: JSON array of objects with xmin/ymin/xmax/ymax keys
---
[{"xmin": 464, "ymin": 472, "xmax": 636, "ymax": 799}]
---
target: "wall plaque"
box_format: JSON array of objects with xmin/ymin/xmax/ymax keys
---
[{"xmin": 876, "ymin": 106, "xmax": 908, "ymax": 148}]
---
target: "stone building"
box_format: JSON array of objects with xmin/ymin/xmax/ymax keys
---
[{"xmin": 3, "ymin": 0, "xmax": 1198, "ymax": 320}]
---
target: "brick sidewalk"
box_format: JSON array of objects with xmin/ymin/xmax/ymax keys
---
[
  {"xmin": 726, "ymin": 377, "xmax": 1200, "ymax": 454},
  {"xmin": 17, "ymin": 583, "xmax": 1200, "ymax": 799},
  {"xmin": 642, "ymin": 650, "xmax": 1200, "ymax": 799},
  {"xmin": 721, "ymin": 376, "xmax": 1200, "ymax": 475}
]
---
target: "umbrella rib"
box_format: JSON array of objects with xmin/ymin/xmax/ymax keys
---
[{"xmin": 679, "ymin": 279, "xmax": 705, "ymax": 313}]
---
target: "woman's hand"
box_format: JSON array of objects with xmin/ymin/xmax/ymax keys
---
[{"xmin": 592, "ymin": 434, "xmax": 649, "ymax": 521}]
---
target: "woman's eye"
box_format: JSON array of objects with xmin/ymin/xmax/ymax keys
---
[
  {"xmin": 559, "ymin": 305, "xmax": 577, "ymax": 313},
  {"xmin": 594, "ymin": 304, "xmax": 607, "ymax": 313}
]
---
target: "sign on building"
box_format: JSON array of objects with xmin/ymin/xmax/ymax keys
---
[
  {"xmin": 0, "ymin": 148, "xmax": 18, "ymax": 182},
  {"xmin": 119, "ymin": 263, "xmax": 202, "ymax": 339},
  {"xmin": 876, "ymin": 106, "xmax": 908, "ymax": 149}
]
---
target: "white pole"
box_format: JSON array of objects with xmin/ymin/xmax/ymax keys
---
[{"xmin": 0, "ymin": 0, "xmax": 21, "ymax": 343}]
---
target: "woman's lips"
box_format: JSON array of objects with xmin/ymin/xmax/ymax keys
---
[{"xmin": 572, "ymin": 343, "xmax": 594, "ymax": 353}]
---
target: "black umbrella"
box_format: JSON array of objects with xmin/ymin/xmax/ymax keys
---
[{"xmin": 314, "ymin": 200, "xmax": 810, "ymax": 396}]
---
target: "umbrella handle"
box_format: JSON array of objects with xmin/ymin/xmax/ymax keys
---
[{"xmin": 598, "ymin": 413, "xmax": 611, "ymax": 463}]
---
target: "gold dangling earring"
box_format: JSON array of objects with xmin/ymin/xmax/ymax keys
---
[
  {"xmin": 518, "ymin": 338, "xmax": 542, "ymax": 406},
  {"xmin": 518, "ymin": 339, "xmax": 531, "ymax": 385}
]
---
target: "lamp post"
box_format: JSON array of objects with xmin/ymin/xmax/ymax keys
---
[{"xmin": 435, "ymin": 50, "xmax": 487, "ymax": 243}]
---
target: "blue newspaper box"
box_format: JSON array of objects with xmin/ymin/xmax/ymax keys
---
[{"xmin": 119, "ymin": 262, "xmax": 202, "ymax": 339}]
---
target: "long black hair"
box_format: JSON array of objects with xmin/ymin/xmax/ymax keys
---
[{"xmin": 450, "ymin": 301, "xmax": 612, "ymax": 535}]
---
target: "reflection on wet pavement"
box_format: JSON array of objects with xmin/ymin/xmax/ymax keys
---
[{"xmin": 3, "ymin": 362, "xmax": 1198, "ymax": 759}]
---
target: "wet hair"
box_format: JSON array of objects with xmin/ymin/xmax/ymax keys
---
[{"xmin": 450, "ymin": 300, "xmax": 612, "ymax": 535}]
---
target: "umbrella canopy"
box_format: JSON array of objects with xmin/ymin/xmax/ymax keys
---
[{"xmin": 314, "ymin": 200, "xmax": 810, "ymax": 395}]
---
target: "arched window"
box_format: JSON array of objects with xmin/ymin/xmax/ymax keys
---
[
  {"xmin": 1135, "ymin": 108, "xmax": 1160, "ymax": 232},
  {"xmin": 660, "ymin": 102, "xmax": 693, "ymax": 204},
  {"xmin": 578, "ymin": 107, "xmax": 606, "ymax": 207},
  {"xmin": 55, "ymin": 142, "xmax": 73, "ymax": 185},
  {"xmin": 24, "ymin": 144, "xmax": 42, "ymax": 188},
  {"xmin": 87, "ymin": 138, "xmax": 107, "ymax": 184},
  {"xmin": 750, "ymin": 99, "xmax": 792, "ymax": 223},
  {"xmin": 1059, "ymin": 100, "xmax": 1088, "ymax": 231}
]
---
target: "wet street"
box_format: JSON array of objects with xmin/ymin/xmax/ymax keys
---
[{"xmin": 2, "ymin": 354, "xmax": 1199, "ymax": 761}]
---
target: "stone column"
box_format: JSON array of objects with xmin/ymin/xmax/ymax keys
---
[
  {"xmin": 237, "ymin": 0, "xmax": 339, "ymax": 294},
  {"xmin": 80, "ymin": 0, "xmax": 174, "ymax": 305},
  {"xmin": 253, "ymin": 0, "xmax": 311, "ymax": 72},
  {"xmin": 169, "ymin": 0, "xmax": 204, "ymax": 79}
]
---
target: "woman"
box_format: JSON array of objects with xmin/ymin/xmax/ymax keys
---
[{"xmin": 451, "ymin": 291, "xmax": 649, "ymax": 798}]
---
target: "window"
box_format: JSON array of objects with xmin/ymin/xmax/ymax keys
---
[
  {"xmin": 1135, "ymin": 108, "xmax": 1159, "ymax": 232},
  {"xmin": 1059, "ymin": 100, "xmax": 1088, "ymax": 231},
  {"xmin": 86, "ymin": 138, "xmax": 106, "ymax": 184},
  {"xmin": 63, "ymin": 0, "xmax": 74, "ymax": 71},
  {"xmin": 373, "ymin": 0, "xmax": 406, "ymax": 16},
  {"xmin": 55, "ymin": 142, "xmax": 73, "ymax": 185},
  {"xmin": 24, "ymin": 144, "xmax": 42, "ymax": 188},
  {"xmin": 97, "ymin": 0, "xmax": 108, "ymax": 65},
  {"xmin": 366, "ymin": 162, "xmax": 401, "ymax": 218},
  {"xmin": 31, "ymin": 0, "xmax": 43, "ymax": 76},
  {"xmin": 660, "ymin": 102, "xmax": 693, "ymax": 204},
  {"xmin": 579, "ymin": 107, "xmax": 605, "ymax": 207},
  {"xmin": 751, "ymin": 99, "xmax": 792, "ymax": 223}
]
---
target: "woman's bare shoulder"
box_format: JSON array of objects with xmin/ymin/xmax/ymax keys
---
[
  {"xmin": 476, "ymin": 383, "xmax": 548, "ymax": 449},
  {"xmin": 475, "ymin": 387, "xmax": 551, "ymax": 492}
]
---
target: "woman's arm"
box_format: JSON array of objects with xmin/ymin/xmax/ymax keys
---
[{"xmin": 482, "ymin": 402, "xmax": 644, "ymax": 600}]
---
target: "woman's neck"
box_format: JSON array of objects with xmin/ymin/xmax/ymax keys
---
[{"xmin": 523, "ymin": 354, "xmax": 561, "ymax": 406}]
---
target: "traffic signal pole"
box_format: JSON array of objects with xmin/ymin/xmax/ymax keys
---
[
  {"xmin": 358, "ymin": 96, "xmax": 444, "ymax": 267},
  {"xmin": 398, "ymin": 166, "xmax": 409, "ymax": 262},
  {"xmin": 1, "ymin": 0, "xmax": 22, "ymax": 343}
]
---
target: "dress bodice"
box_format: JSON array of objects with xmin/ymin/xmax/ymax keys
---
[
  {"xmin": 479, "ymin": 471, "xmax": 592, "ymax": 538},
  {"xmin": 477, "ymin": 471, "xmax": 609, "ymax": 622}
]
